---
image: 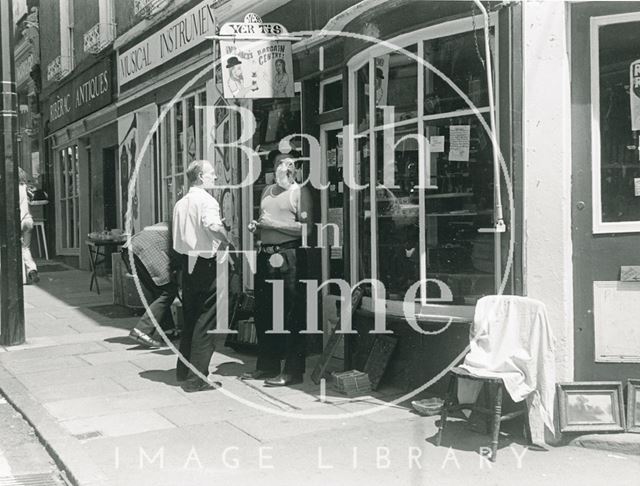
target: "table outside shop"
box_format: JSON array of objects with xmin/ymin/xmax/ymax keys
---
[{"xmin": 86, "ymin": 239, "xmax": 125, "ymax": 294}]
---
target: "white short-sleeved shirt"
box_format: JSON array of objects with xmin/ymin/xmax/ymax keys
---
[{"xmin": 172, "ymin": 186, "xmax": 224, "ymax": 260}]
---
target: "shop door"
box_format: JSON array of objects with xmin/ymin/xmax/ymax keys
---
[
  {"xmin": 319, "ymin": 121, "xmax": 345, "ymax": 339},
  {"xmin": 571, "ymin": 4, "xmax": 640, "ymax": 381},
  {"xmin": 103, "ymin": 147, "xmax": 118, "ymax": 231}
]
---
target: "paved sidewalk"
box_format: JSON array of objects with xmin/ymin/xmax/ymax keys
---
[{"xmin": 1, "ymin": 263, "xmax": 639, "ymax": 486}]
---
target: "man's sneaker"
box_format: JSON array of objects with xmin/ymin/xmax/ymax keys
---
[
  {"xmin": 28, "ymin": 271, "xmax": 39, "ymax": 284},
  {"xmin": 129, "ymin": 328, "xmax": 164, "ymax": 348}
]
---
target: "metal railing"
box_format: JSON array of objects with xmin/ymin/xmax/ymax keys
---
[
  {"xmin": 46, "ymin": 55, "xmax": 72, "ymax": 81},
  {"xmin": 84, "ymin": 22, "xmax": 116, "ymax": 54},
  {"xmin": 134, "ymin": 0, "xmax": 171, "ymax": 19}
]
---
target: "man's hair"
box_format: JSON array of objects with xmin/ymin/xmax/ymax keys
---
[
  {"xmin": 267, "ymin": 149, "xmax": 300, "ymax": 168},
  {"xmin": 186, "ymin": 160, "xmax": 212, "ymax": 185}
]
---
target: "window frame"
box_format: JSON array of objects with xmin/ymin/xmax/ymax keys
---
[
  {"xmin": 159, "ymin": 88, "xmax": 207, "ymax": 221},
  {"xmin": 347, "ymin": 15, "xmax": 499, "ymax": 311},
  {"xmin": 54, "ymin": 143, "xmax": 80, "ymax": 255},
  {"xmin": 590, "ymin": 12, "xmax": 640, "ymax": 234},
  {"xmin": 319, "ymin": 74, "xmax": 343, "ymax": 114}
]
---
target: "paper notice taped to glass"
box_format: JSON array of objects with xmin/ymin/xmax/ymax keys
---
[{"xmin": 449, "ymin": 125, "xmax": 470, "ymax": 162}]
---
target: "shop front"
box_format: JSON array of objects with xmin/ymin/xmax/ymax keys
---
[
  {"xmin": 44, "ymin": 56, "xmax": 116, "ymax": 270},
  {"xmin": 283, "ymin": 1, "xmax": 521, "ymax": 391}
]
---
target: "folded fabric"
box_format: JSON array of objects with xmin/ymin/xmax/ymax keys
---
[{"xmin": 457, "ymin": 295, "xmax": 556, "ymax": 446}]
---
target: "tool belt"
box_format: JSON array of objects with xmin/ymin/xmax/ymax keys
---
[{"xmin": 259, "ymin": 239, "xmax": 301, "ymax": 255}]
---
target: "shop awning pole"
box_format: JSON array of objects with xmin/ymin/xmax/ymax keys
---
[
  {"xmin": 0, "ymin": 0, "xmax": 26, "ymax": 346},
  {"xmin": 473, "ymin": 0, "xmax": 505, "ymax": 231}
]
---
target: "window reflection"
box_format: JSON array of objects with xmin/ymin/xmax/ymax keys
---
[{"xmin": 424, "ymin": 29, "xmax": 491, "ymax": 115}]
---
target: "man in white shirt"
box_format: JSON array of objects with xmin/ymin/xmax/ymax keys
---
[{"xmin": 173, "ymin": 160, "xmax": 227, "ymax": 392}]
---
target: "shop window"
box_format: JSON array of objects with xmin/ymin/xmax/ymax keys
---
[
  {"xmin": 592, "ymin": 16, "xmax": 640, "ymax": 233},
  {"xmin": 159, "ymin": 90, "xmax": 206, "ymax": 220},
  {"xmin": 375, "ymin": 44, "xmax": 418, "ymax": 125},
  {"xmin": 423, "ymin": 29, "xmax": 490, "ymax": 115},
  {"xmin": 350, "ymin": 18, "xmax": 498, "ymax": 306},
  {"xmin": 56, "ymin": 145, "xmax": 80, "ymax": 253},
  {"xmin": 319, "ymin": 76, "xmax": 343, "ymax": 113}
]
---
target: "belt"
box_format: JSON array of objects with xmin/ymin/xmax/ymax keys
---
[{"xmin": 259, "ymin": 240, "xmax": 301, "ymax": 254}]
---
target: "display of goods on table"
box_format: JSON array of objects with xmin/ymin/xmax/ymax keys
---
[{"xmin": 87, "ymin": 229, "xmax": 128, "ymax": 243}]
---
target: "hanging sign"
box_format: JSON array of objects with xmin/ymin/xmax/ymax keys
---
[
  {"xmin": 219, "ymin": 13, "xmax": 294, "ymax": 99},
  {"xmin": 631, "ymin": 59, "xmax": 640, "ymax": 131}
]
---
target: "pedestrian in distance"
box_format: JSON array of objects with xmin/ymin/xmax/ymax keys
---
[{"xmin": 19, "ymin": 167, "xmax": 39, "ymax": 284}]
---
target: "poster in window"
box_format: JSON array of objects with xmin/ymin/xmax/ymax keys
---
[
  {"xmin": 219, "ymin": 17, "xmax": 294, "ymax": 99},
  {"xmin": 630, "ymin": 59, "xmax": 640, "ymax": 131},
  {"xmin": 372, "ymin": 55, "xmax": 389, "ymax": 106}
]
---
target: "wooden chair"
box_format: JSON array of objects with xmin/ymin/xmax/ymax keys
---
[{"xmin": 436, "ymin": 366, "xmax": 529, "ymax": 462}]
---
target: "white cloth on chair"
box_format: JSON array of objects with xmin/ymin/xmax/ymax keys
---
[{"xmin": 457, "ymin": 295, "xmax": 556, "ymax": 446}]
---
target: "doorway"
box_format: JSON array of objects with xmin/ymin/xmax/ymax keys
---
[
  {"xmin": 571, "ymin": 4, "xmax": 640, "ymax": 381},
  {"xmin": 103, "ymin": 146, "xmax": 117, "ymax": 231}
]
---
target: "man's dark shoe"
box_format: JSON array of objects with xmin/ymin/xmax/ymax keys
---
[
  {"xmin": 240, "ymin": 369, "xmax": 279, "ymax": 380},
  {"xmin": 181, "ymin": 379, "xmax": 222, "ymax": 393},
  {"xmin": 264, "ymin": 373, "xmax": 303, "ymax": 387},
  {"xmin": 129, "ymin": 328, "xmax": 164, "ymax": 349},
  {"xmin": 28, "ymin": 270, "xmax": 39, "ymax": 284}
]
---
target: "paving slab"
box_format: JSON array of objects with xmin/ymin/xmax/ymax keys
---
[
  {"xmin": 60, "ymin": 410, "xmax": 176, "ymax": 439},
  {"xmin": 17, "ymin": 361, "xmax": 144, "ymax": 389},
  {"xmin": 43, "ymin": 388, "xmax": 191, "ymax": 421},
  {"xmin": 26, "ymin": 377, "xmax": 128, "ymax": 403},
  {"xmin": 2, "ymin": 355, "xmax": 89, "ymax": 375},
  {"xmin": 0, "ymin": 341, "xmax": 109, "ymax": 363}
]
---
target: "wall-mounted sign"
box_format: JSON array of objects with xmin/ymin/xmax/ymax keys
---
[
  {"xmin": 631, "ymin": 59, "xmax": 640, "ymax": 131},
  {"xmin": 47, "ymin": 58, "xmax": 112, "ymax": 133},
  {"xmin": 16, "ymin": 53, "xmax": 34, "ymax": 86},
  {"xmin": 118, "ymin": 0, "xmax": 218, "ymax": 88},
  {"xmin": 219, "ymin": 13, "xmax": 294, "ymax": 99}
]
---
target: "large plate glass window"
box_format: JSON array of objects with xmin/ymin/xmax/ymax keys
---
[{"xmin": 349, "ymin": 18, "xmax": 498, "ymax": 306}]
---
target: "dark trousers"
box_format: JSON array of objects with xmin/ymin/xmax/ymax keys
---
[
  {"xmin": 133, "ymin": 255, "xmax": 178, "ymax": 337},
  {"xmin": 254, "ymin": 247, "xmax": 307, "ymax": 375},
  {"xmin": 177, "ymin": 255, "xmax": 217, "ymax": 382}
]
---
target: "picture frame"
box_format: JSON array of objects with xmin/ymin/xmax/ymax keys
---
[
  {"xmin": 557, "ymin": 382, "xmax": 625, "ymax": 433},
  {"xmin": 626, "ymin": 379, "xmax": 640, "ymax": 433}
]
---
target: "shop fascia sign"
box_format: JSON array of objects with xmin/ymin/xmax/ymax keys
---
[
  {"xmin": 118, "ymin": 0, "xmax": 219, "ymax": 88},
  {"xmin": 47, "ymin": 58, "xmax": 112, "ymax": 133},
  {"xmin": 218, "ymin": 13, "xmax": 297, "ymax": 99}
]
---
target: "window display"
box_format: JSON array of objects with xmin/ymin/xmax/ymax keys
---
[{"xmin": 351, "ymin": 23, "xmax": 499, "ymax": 305}]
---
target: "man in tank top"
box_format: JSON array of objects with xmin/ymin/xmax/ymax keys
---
[{"xmin": 243, "ymin": 151, "xmax": 313, "ymax": 386}]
